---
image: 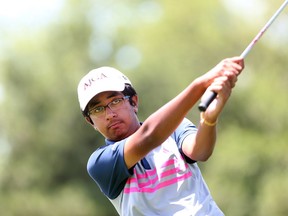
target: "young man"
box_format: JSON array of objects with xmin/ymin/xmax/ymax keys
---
[{"xmin": 77, "ymin": 57, "xmax": 244, "ymax": 215}]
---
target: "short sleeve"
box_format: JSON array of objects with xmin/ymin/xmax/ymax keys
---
[
  {"xmin": 171, "ymin": 118, "xmax": 198, "ymax": 163},
  {"xmin": 87, "ymin": 140, "xmax": 133, "ymax": 199}
]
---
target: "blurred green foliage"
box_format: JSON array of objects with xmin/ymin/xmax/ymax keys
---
[{"xmin": 0, "ymin": 0, "xmax": 287, "ymax": 215}]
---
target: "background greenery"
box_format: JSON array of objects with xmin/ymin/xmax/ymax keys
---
[{"xmin": 0, "ymin": 0, "xmax": 287, "ymax": 215}]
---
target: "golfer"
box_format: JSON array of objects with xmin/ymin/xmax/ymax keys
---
[{"xmin": 77, "ymin": 56, "xmax": 244, "ymax": 215}]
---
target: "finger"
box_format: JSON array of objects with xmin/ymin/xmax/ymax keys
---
[
  {"xmin": 209, "ymin": 77, "xmax": 231, "ymax": 92},
  {"xmin": 220, "ymin": 62, "xmax": 243, "ymax": 77},
  {"xmin": 229, "ymin": 56, "xmax": 244, "ymax": 64},
  {"xmin": 223, "ymin": 57, "xmax": 244, "ymax": 72},
  {"xmin": 212, "ymin": 74, "xmax": 237, "ymax": 91}
]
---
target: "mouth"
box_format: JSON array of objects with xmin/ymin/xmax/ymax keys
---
[{"xmin": 107, "ymin": 121, "xmax": 122, "ymax": 130}]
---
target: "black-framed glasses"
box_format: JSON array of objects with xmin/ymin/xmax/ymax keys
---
[{"xmin": 88, "ymin": 96, "xmax": 130, "ymax": 117}]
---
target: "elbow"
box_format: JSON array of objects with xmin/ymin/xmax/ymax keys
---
[
  {"xmin": 190, "ymin": 150, "xmax": 213, "ymax": 162},
  {"xmin": 197, "ymin": 153, "xmax": 212, "ymax": 162}
]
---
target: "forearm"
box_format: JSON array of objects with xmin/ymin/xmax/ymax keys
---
[
  {"xmin": 125, "ymin": 57, "xmax": 244, "ymax": 168},
  {"xmin": 194, "ymin": 121, "xmax": 217, "ymax": 161},
  {"xmin": 132, "ymin": 56, "xmax": 243, "ymax": 149},
  {"xmin": 181, "ymin": 114, "xmax": 217, "ymax": 162},
  {"xmin": 125, "ymin": 77, "xmax": 208, "ymax": 168},
  {"xmin": 135, "ymin": 76, "xmax": 210, "ymax": 147}
]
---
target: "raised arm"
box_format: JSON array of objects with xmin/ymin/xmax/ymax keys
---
[
  {"xmin": 124, "ymin": 57, "xmax": 244, "ymax": 168},
  {"xmin": 182, "ymin": 56, "xmax": 244, "ymax": 161}
]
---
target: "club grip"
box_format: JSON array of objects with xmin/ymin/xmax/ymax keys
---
[{"xmin": 198, "ymin": 91, "xmax": 217, "ymax": 112}]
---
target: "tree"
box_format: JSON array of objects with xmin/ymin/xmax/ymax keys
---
[{"xmin": 0, "ymin": 0, "xmax": 287, "ymax": 215}]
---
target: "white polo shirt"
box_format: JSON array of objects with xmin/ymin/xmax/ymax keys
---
[{"xmin": 87, "ymin": 118, "xmax": 224, "ymax": 216}]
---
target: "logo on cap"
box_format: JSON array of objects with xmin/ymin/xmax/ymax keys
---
[{"xmin": 83, "ymin": 73, "xmax": 108, "ymax": 91}]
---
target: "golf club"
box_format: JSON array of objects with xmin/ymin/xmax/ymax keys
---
[{"xmin": 198, "ymin": 0, "xmax": 288, "ymax": 112}]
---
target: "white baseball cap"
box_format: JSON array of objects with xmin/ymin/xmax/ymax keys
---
[{"xmin": 77, "ymin": 67, "xmax": 132, "ymax": 111}]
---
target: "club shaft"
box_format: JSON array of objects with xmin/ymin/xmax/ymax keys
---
[
  {"xmin": 241, "ymin": 0, "xmax": 288, "ymax": 58},
  {"xmin": 198, "ymin": 0, "xmax": 288, "ymax": 112}
]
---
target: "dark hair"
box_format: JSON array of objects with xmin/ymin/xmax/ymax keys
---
[
  {"xmin": 122, "ymin": 84, "xmax": 137, "ymax": 107},
  {"xmin": 82, "ymin": 84, "xmax": 137, "ymax": 120}
]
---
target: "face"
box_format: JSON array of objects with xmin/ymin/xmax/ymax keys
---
[{"xmin": 86, "ymin": 91, "xmax": 140, "ymax": 141}]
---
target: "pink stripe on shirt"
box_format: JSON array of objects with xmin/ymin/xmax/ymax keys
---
[{"xmin": 124, "ymin": 171, "xmax": 192, "ymax": 194}]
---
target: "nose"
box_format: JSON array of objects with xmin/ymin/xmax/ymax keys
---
[{"xmin": 105, "ymin": 106, "xmax": 116, "ymax": 120}]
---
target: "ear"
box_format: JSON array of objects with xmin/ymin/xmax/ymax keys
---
[
  {"xmin": 85, "ymin": 117, "xmax": 99, "ymax": 131},
  {"xmin": 85, "ymin": 116, "xmax": 94, "ymax": 126},
  {"xmin": 131, "ymin": 95, "xmax": 139, "ymax": 114}
]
